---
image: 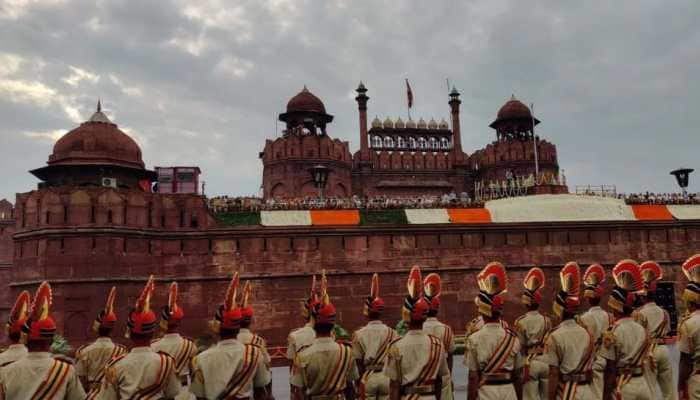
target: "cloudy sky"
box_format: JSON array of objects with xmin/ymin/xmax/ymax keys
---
[{"xmin": 1, "ymin": 0, "xmax": 698, "ymax": 202}]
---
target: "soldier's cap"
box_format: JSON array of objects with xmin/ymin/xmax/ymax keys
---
[
  {"xmin": 126, "ymin": 275, "xmax": 158, "ymax": 337},
  {"xmin": 683, "ymin": 254, "xmax": 700, "ymax": 305},
  {"xmin": 312, "ymin": 270, "xmax": 336, "ymax": 326},
  {"xmin": 160, "ymin": 282, "xmax": 184, "ymax": 331},
  {"xmin": 553, "ymin": 262, "xmax": 580, "ymax": 318},
  {"xmin": 521, "ymin": 267, "xmax": 545, "ymax": 306},
  {"xmin": 639, "ymin": 261, "xmax": 663, "ymax": 295},
  {"xmin": 212, "ymin": 272, "xmax": 243, "ymax": 333},
  {"xmin": 23, "ymin": 281, "xmax": 56, "ymax": 342},
  {"xmin": 241, "ymin": 281, "xmax": 254, "ymax": 322},
  {"xmin": 423, "ymin": 273, "xmax": 441, "ymax": 312},
  {"xmin": 402, "ymin": 266, "xmax": 429, "ymax": 322},
  {"xmin": 475, "ymin": 262, "xmax": 507, "ymax": 318},
  {"xmin": 364, "ymin": 273, "xmax": 385, "ymax": 316},
  {"xmin": 608, "ymin": 260, "xmax": 642, "ymax": 315},
  {"xmin": 7, "ymin": 291, "xmax": 31, "ymax": 337},
  {"xmin": 93, "ymin": 286, "xmax": 118, "ymax": 334},
  {"xmin": 301, "ymin": 275, "xmax": 319, "ymax": 321},
  {"xmin": 583, "ymin": 264, "xmax": 605, "ymax": 299}
]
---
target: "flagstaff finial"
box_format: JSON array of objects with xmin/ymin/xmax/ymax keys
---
[{"xmin": 97, "ymin": 99, "xmax": 101, "ymax": 112}]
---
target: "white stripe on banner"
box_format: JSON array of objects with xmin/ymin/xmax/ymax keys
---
[
  {"xmin": 668, "ymin": 205, "xmax": 700, "ymax": 220},
  {"xmin": 486, "ymin": 194, "xmax": 636, "ymax": 223},
  {"xmin": 405, "ymin": 208, "xmax": 450, "ymax": 224},
  {"xmin": 260, "ymin": 211, "xmax": 312, "ymax": 226}
]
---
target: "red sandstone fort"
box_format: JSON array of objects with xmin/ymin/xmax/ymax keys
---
[{"xmin": 0, "ymin": 85, "xmax": 698, "ymax": 352}]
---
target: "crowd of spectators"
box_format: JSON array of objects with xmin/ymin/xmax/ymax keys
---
[{"xmin": 621, "ymin": 192, "xmax": 699, "ymax": 205}]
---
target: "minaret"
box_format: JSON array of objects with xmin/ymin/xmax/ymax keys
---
[
  {"xmin": 355, "ymin": 82, "xmax": 369, "ymax": 160},
  {"xmin": 449, "ymin": 86, "xmax": 464, "ymax": 160}
]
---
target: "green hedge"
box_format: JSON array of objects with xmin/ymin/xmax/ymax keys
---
[{"xmin": 216, "ymin": 212, "xmax": 261, "ymax": 226}]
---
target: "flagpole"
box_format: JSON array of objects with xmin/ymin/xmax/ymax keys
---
[{"xmin": 530, "ymin": 102, "xmax": 540, "ymax": 183}]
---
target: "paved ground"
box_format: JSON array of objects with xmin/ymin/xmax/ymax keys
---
[{"xmin": 271, "ymin": 347, "xmax": 681, "ymax": 400}]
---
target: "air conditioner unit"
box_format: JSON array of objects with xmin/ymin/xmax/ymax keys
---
[{"xmin": 102, "ymin": 178, "xmax": 117, "ymax": 188}]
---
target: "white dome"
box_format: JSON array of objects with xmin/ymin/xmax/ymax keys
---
[
  {"xmin": 371, "ymin": 116, "xmax": 382, "ymax": 128},
  {"xmin": 417, "ymin": 118, "xmax": 427, "ymax": 129},
  {"xmin": 428, "ymin": 118, "xmax": 438, "ymax": 129},
  {"xmin": 383, "ymin": 117, "xmax": 394, "ymax": 129},
  {"xmin": 406, "ymin": 118, "xmax": 416, "ymax": 128},
  {"xmin": 395, "ymin": 117, "xmax": 405, "ymax": 129},
  {"xmin": 439, "ymin": 118, "xmax": 449, "ymax": 129}
]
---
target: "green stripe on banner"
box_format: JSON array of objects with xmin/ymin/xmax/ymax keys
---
[
  {"xmin": 215, "ymin": 212, "xmax": 261, "ymax": 226},
  {"xmin": 360, "ymin": 210, "xmax": 408, "ymax": 225}
]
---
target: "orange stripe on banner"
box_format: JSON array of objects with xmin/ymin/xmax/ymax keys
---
[
  {"xmin": 310, "ymin": 210, "xmax": 360, "ymax": 225},
  {"xmin": 447, "ymin": 208, "xmax": 492, "ymax": 223},
  {"xmin": 631, "ymin": 205, "xmax": 674, "ymax": 221}
]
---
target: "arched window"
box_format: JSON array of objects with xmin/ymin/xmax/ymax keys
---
[
  {"xmin": 397, "ymin": 136, "xmax": 406, "ymax": 148},
  {"xmin": 440, "ymin": 137, "xmax": 450, "ymax": 149},
  {"xmin": 372, "ymin": 135, "xmax": 383, "ymax": 148},
  {"xmin": 384, "ymin": 136, "xmax": 394, "ymax": 148},
  {"xmin": 409, "ymin": 137, "xmax": 417, "ymax": 149},
  {"xmin": 429, "ymin": 137, "xmax": 438, "ymax": 150},
  {"xmin": 418, "ymin": 137, "xmax": 428, "ymax": 149}
]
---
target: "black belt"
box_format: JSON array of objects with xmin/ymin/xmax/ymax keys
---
[
  {"xmin": 560, "ymin": 371, "xmax": 592, "ymax": 384},
  {"xmin": 617, "ymin": 367, "xmax": 644, "ymax": 378},
  {"xmin": 482, "ymin": 372, "xmax": 513, "ymax": 385},
  {"xmin": 400, "ymin": 384, "xmax": 436, "ymax": 395}
]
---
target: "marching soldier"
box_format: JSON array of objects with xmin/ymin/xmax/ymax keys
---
[
  {"xmin": 352, "ymin": 273, "xmax": 398, "ymax": 400},
  {"xmin": 678, "ymin": 254, "xmax": 700, "ymax": 399},
  {"xmin": 90, "ymin": 275, "xmax": 182, "ymax": 399},
  {"xmin": 0, "ymin": 291, "xmax": 30, "ymax": 367},
  {"xmin": 601, "ymin": 260, "xmax": 654, "ymax": 400},
  {"xmin": 465, "ymin": 262, "xmax": 523, "ymax": 400},
  {"xmin": 0, "ymin": 281, "xmax": 86, "ymax": 399},
  {"xmin": 579, "ymin": 263, "xmax": 613, "ymax": 399},
  {"xmin": 544, "ymin": 262, "xmax": 596, "ymax": 400},
  {"xmin": 190, "ymin": 272, "xmax": 270, "ymax": 400},
  {"xmin": 515, "ymin": 267, "xmax": 551, "ymax": 400},
  {"xmin": 151, "ymin": 281, "xmax": 198, "ymax": 386},
  {"xmin": 291, "ymin": 271, "xmax": 357, "ymax": 400},
  {"xmin": 75, "ymin": 287, "xmax": 127, "ymax": 392},
  {"xmin": 423, "ymin": 273, "xmax": 454, "ymax": 400},
  {"xmin": 638, "ymin": 261, "xmax": 675, "ymax": 400},
  {"xmin": 238, "ymin": 281, "xmax": 273, "ymax": 399},
  {"xmin": 385, "ymin": 266, "xmax": 450, "ymax": 400},
  {"xmin": 287, "ymin": 275, "xmax": 318, "ymax": 363}
]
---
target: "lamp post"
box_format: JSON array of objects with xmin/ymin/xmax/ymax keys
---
[
  {"xmin": 309, "ymin": 164, "xmax": 330, "ymax": 201},
  {"xmin": 671, "ymin": 168, "xmax": 694, "ymax": 200}
]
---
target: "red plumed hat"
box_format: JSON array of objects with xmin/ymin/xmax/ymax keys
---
[
  {"xmin": 608, "ymin": 260, "xmax": 642, "ymax": 314},
  {"xmin": 553, "ymin": 262, "xmax": 581, "ymax": 317},
  {"xmin": 160, "ymin": 282, "xmax": 184, "ymax": 331},
  {"xmin": 522, "ymin": 267, "xmax": 545, "ymax": 306},
  {"xmin": 7, "ymin": 291, "xmax": 31, "ymax": 337},
  {"xmin": 639, "ymin": 260, "xmax": 663, "ymax": 294},
  {"xmin": 363, "ymin": 273, "xmax": 385, "ymax": 316},
  {"xmin": 301, "ymin": 275, "xmax": 319, "ymax": 321},
  {"xmin": 475, "ymin": 262, "xmax": 507, "ymax": 318},
  {"xmin": 126, "ymin": 275, "xmax": 157, "ymax": 337},
  {"xmin": 424, "ymin": 273, "xmax": 442, "ymax": 311},
  {"xmin": 402, "ymin": 266, "xmax": 428, "ymax": 322},
  {"xmin": 93, "ymin": 286, "xmax": 118, "ymax": 333},
  {"xmin": 23, "ymin": 281, "xmax": 56, "ymax": 341},
  {"xmin": 583, "ymin": 264, "xmax": 606, "ymax": 299},
  {"xmin": 213, "ymin": 272, "xmax": 242, "ymax": 333},
  {"xmin": 241, "ymin": 281, "xmax": 254, "ymax": 322},
  {"xmin": 312, "ymin": 270, "xmax": 336, "ymax": 326},
  {"xmin": 682, "ymin": 254, "xmax": 700, "ymax": 305}
]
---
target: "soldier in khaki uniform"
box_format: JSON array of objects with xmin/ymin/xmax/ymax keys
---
[
  {"xmin": 238, "ymin": 280, "xmax": 273, "ymax": 399},
  {"xmin": 353, "ymin": 273, "xmax": 398, "ymax": 400},
  {"xmin": 0, "ymin": 291, "xmax": 30, "ymax": 367},
  {"xmin": 544, "ymin": 262, "xmax": 596, "ymax": 400},
  {"xmin": 75, "ymin": 287, "xmax": 127, "ymax": 393},
  {"xmin": 288, "ymin": 275, "xmax": 318, "ymax": 364},
  {"xmin": 0, "ymin": 281, "xmax": 86, "ymax": 399},
  {"xmin": 678, "ymin": 254, "xmax": 700, "ymax": 399},
  {"xmin": 190, "ymin": 272, "xmax": 270, "ymax": 400},
  {"xmin": 292, "ymin": 271, "xmax": 357, "ymax": 400},
  {"xmin": 423, "ymin": 273, "xmax": 455, "ymax": 400},
  {"xmin": 600, "ymin": 260, "xmax": 654, "ymax": 400},
  {"xmin": 151, "ymin": 282, "xmax": 198, "ymax": 386},
  {"xmin": 578, "ymin": 263, "xmax": 612, "ymax": 400},
  {"xmin": 465, "ymin": 262, "xmax": 523, "ymax": 400},
  {"xmin": 638, "ymin": 261, "xmax": 675, "ymax": 400},
  {"xmin": 515, "ymin": 267, "xmax": 552, "ymax": 400},
  {"xmin": 89, "ymin": 276, "xmax": 182, "ymax": 399},
  {"xmin": 385, "ymin": 266, "xmax": 450, "ymax": 400}
]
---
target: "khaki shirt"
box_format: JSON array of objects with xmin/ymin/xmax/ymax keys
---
[
  {"xmin": 678, "ymin": 309, "xmax": 700, "ymax": 360},
  {"xmin": 0, "ymin": 344, "xmax": 27, "ymax": 367},
  {"xmin": 580, "ymin": 306, "xmax": 613, "ymax": 344},
  {"xmin": 0, "ymin": 352, "xmax": 85, "ymax": 400},
  {"xmin": 353, "ymin": 320, "xmax": 398, "ymax": 367},
  {"xmin": 287, "ymin": 323, "xmax": 316, "ymax": 361},
  {"xmin": 423, "ymin": 318, "xmax": 456, "ymax": 354},
  {"xmin": 543, "ymin": 319, "xmax": 595, "ymax": 374},
  {"xmin": 96, "ymin": 346, "xmax": 182, "ymax": 399},
  {"xmin": 466, "ymin": 316, "xmax": 508, "ymax": 337},
  {"xmin": 599, "ymin": 317, "xmax": 649, "ymax": 368},
  {"xmin": 514, "ymin": 311, "xmax": 551, "ymax": 349},
  {"xmin": 291, "ymin": 337, "xmax": 358, "ymax": 395},
  {"xmin": 190, "ymin": 338, "xmax": 270, "ymax": 399},
  {"xmin": 151, "ymin": 333, "xmax": 197, "ymax": 378},
  {"xmin": 237, "ymin": 328, "xmax": 272, "ymax": 385},
  {"xmin": 76, "ymin": 337, "xmax": 127, "ymax": 385},
  {"xmin": 384, "ymin": 330, "xmax": 450, "ymax": 387},
  {"xmin": 637, "ymin": 302, "xmax": 670, "ymax": 339},
  {"xmin": 464, "ymin": 322, "xmax": 523, "ymax": 372}
]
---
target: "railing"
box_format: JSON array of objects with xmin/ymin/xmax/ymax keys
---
[{"xmin": 474, "ymin": 172, "xmax": 565, "ymax": 203}]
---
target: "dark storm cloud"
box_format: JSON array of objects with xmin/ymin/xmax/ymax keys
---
[{"xmin": 1, "ymin": 0, "xmax": 698, "ymax": 202}]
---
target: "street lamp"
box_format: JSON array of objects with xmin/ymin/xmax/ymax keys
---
[
  {"xmin": 671, "ymin": 168, "xmax": 694, "ymax": 199},
  {"xmin": 309, "ymin": 164, "xmax": 330, "ymax": 200}
]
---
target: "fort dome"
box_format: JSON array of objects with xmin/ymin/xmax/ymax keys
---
[
  {"xmin": 286, "ymin": 86, "xmax": 326, "ymax": 114},
  {"xmin": 496, "ymin": 95, "xmax": 532, "ymax": 121}
]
